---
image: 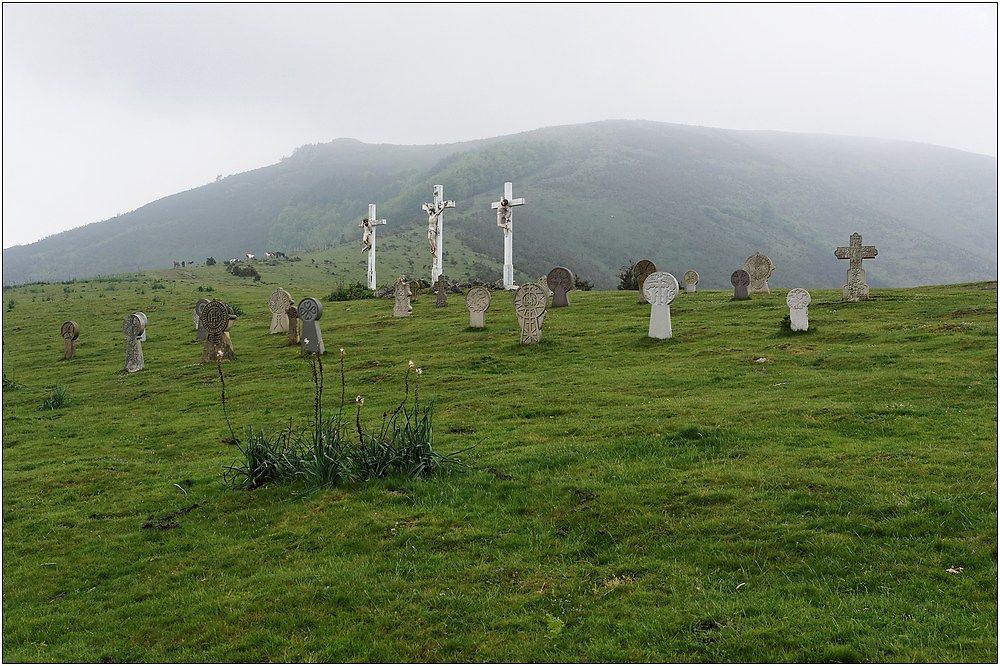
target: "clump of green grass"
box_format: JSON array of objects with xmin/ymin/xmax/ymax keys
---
[
  {"xmin": 3, "ymin": 372, "xmax": 23, "ymax": 390},
  {"xmin": 40, "ymin": 386, "xmax": 69, "ymax": 410}
]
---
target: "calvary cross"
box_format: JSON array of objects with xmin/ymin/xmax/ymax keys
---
[
  {"xmin": 360, "ymin": 203, "xmax": 387, "ymax": 290},
  {"xmin": 835, "ymin": 232, "xmax": 878, "ymax": 301},
  {"xmin": 423, "ymin": 184, "xmax": 455, "ymax": 285},
  {"xmin": 491, "ymin": 181, "xmax": 526, "ymax": 290}
]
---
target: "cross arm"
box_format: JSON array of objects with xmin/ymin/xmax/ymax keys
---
[
  {"xmin": 860, "ymin": 246, "xmax": 878, "ymax": 258},
  {"xmin": 834, "ymin": 247, "xmax": 851, "ymax": 259}
]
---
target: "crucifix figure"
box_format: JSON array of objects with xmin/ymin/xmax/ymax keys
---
[
  {"xmin": 491, "ymin": 182, "xmax": 525, "ymax": 290},
  {"xmin": 360, "ymin": 203, "xmax": 387, "ymax": 291},
  {"xmin": 423, "ymin": 185, "xmax": 456, "ymax": 285},
  {"xmin": 834, "ymin": 232, "xmax": 878, "ymax": 302}
]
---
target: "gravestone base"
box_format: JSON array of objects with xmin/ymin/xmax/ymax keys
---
[
  {"xmin": 270, "ymin": 313, "xmax": 289, "ymax": 334},
  {"xmin": 684, "ymin": 284, "xmax": 696, "ymax": 293},
  {"xmin": 649, "ymin": 306, "xmax": 673, "ymax": 339},
  {"xmin": 470, "ymin": 312, "xmax": 485, "ymax": 328},
  {"xmin": 202, "ymin": 335, "xmax": 236, "ymax": 362},
  {"xmin": 790, "ymin": 309, "xmax": 809, "ymax": 332}
]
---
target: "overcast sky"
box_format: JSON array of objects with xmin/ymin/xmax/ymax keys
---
[{"xmin": 2, "ymin": 3, "xmax": 996, "ymax": 248}]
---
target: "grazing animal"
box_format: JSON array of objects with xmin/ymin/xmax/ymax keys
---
[
  {"xmin": 245, "ymin": 253, "xmax": 255, "ymax": 261},
  {"xmin": 172, "ymin": 261, "xmax": 180, "ymax": 268},
  {"xmin": 264, "ymin": 252, "xmax": 275, "ymax": 259}
]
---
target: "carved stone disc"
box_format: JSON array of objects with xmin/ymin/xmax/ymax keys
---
[
  {"xmin": 642, "ymin": 272, "xmax": 679, "ymax": 305},
  {"xmin": 633, "ymin": 259, "xmax": 657, "ymax": 283},
  {"xmin": 546, "ymin": 266, "xmax": 574, "ymax": 291},
  {"xmin": 786, "ymin": 288, "xmax": 812, "ymax": 309},
  {"xmin": 514, "ymin": 283, "xmax": 547, "ymax": 319},
  {"xmin": 744, "ymin": 252, "xmax": 775, "ymax": 280},
  {"xmin": 682, "ymin": 270, "xmax": 700, "ymax": 285},
  {"xmin": 298, "ymin": 297, "xmax": 323, "ymax": 322},
  {"xmin": 268, "ymin": 288, "xmax": 292, "ymax": 314},
  {"xmin": 465, "ymin": 286, "xmax": 492, "ymax": 313},
  {"xmin": 200, "ymin": 300, "xmax": 231, "ymax": 336},
  {"xmin": 731, "ymin": 269, "xmax": 750, "ymax": 287},
  {"xmin": 61, "ymin": 320, "xmax": 80, "ymax": 340}
]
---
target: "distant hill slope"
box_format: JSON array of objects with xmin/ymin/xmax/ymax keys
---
[{"xmin": 3, "ymin": 120, "xmax": 996, "ymax": 288}]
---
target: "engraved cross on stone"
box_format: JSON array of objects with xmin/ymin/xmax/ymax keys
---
[
  {"xmin": 835, "ymin": 232, "xmax": 878, "ymax": 301},
  {"xmin": 491, "ymin": 181, "xmax": 525, "ymax": 290}
]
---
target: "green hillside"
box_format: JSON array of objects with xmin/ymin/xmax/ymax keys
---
[
  {"xmin": 2, "ymin": 269, "xmax": 996, "ymax": 662},
  {"xmin": 3, "ymin": 120, "xmax": 996, "ymax": 288}
]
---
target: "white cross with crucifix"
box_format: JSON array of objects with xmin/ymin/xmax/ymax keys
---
[
  {"xmin": 360, "ymin": 203, "xmax": 386, "ymax": 290},
  {"xmin": 834, "ymin": 232, "xmax": 878, "ymax": 301},
  {"xmin": 491, "ymin": 181, "xmax": 525, "ymax": 290},
  {"xmin": 422, "ymin": 184, "xmax": 456, "ymax": 285}
]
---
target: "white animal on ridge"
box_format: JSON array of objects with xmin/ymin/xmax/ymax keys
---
[{"xmin": 245, "ymin": 253, "xmax": 255, "ymax": 261}]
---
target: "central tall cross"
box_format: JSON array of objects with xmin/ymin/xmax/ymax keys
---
[
  {"xmin": 423, "ymin": 184, "xmax": 455, "ymax": 285},
  {"xmin": 491, "ymin": 181, "xmax": 525, "ymax": 290},
  {"xmin": 834, "ymin": 231, "xmax": 878, "ymax": 301},
  {"xmin": 360, "ymin": 203, "xmax": 387, "ymax": 290}
]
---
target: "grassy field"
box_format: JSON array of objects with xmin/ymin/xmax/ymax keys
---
[{"xmin": 1, "ymin": 262, "xmax": 996, "ymax": 662}]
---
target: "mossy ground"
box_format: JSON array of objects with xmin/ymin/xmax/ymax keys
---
[{"xmin": 2, "ymin": 264, "xmax": 996, "ymax": 662}]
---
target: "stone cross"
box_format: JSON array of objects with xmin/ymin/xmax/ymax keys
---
[
  {"xmin": 682, "ymin": 270, "xmax": 700, "ymax": 293},
  {"xmin": 360, "ymin": 203, "xmax": 387, "ymax": 291},
  {"xmin": 465, "ymin": 286, "xmax": 492, "ymax": 328},
  {"xmin": 743, "ymin": 252, "xmax": 775, "ymax": 294},
  {"xmin": 268, "ymin": 288, "xmax": 293, "ymax": 334},
  {"xmin": 423, "ymin": 185, "xmax": 456, "ymax": 285},
  {"xmin": 435, "ymin": 275, "xmax": 448, "ymax": 308},
  {"xmin": 731, "ymin": 269, "xmax": 751, "ymax": 300},
  {"xmin": 643, "ymin": 272, "xmax": 679, "ymax": 340},
  {"xmin": 633, "ymin": 260, "xmax": 657, "ymax": 303},
  {"xmin": 61, "ymin": 320, "xmax": 80, "ymax": 360},
  {"xmin": 786, "ymin": 288, "xmax": 812, "ymax": 331},
  {"xmin": 514, "ymin": 283, "xmax": 547, "ymax": 345},
  {"xmin": 491, "ymin": 182, "xmax": 525, "ymax": 290},
  {"xmin": 123, "ymin": 312, "xmax": 146, "ymax": 373},
  {"xmin": 194, "ymin": 299, "xmax": 209, "ymax": 341},
  {"xmin": 286, "ymin": 305, "xmax": 300, "ymax": 346},
  {"xmin": 298, "ymin": 297, "xmax": 325, "ymax": 355},
  {"xmin": 199, "ymin": 300, "xmax": 236, "ymax": 362},
  {"xmin": 393, "ymin": 277, "xmax": 412, "ymax": 317},
  {"xmin": 546, "ymin": 266, "xmax": 574, "ymax": 307},
  {"xmin": 835, "ymin": 232, "xmax": 878, "ymax": 301}
]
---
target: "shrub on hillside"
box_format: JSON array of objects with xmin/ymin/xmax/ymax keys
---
[
  {"xmin": 617, "ymin": 260, "xmax": 639, "ymax": 290},
  {"xmin": 206, "ymin": 257, "xmax": 217, "ymax": 266},
  {"xmin": 40, "ymin": 386, "xmax": 68, "ymax": 410},
  {"xmin": 327, "ymin": 281, "xmax": 376, "ymax": 302},
  {"xmin": 574, "ymin": 275, "xmax": 594, "ymax": 291},
  {"xmin": 227, "ymin": 264, "xmax": 261, "ymax": 281}
]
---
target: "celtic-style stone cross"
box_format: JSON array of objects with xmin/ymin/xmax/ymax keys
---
[
  {"xmin": 731, "ymin": 269, "xmax": 751, "ymax": 300},
  {"xmin": 514, "ymin": 283, "xmax": 547, "ymax": 344},
  {"xmin": 835, "ymin": 232, "xmax": 878, "ymax": 301},
  {"xmin": 360, "ymin": 203, "xmax": 387, "ymax": 290},
  {"xmin": 123, "ymin": 312, "xmax": 146, "ymax": 373},
  {"xmin": 61, "ymin": 320, "xmax": 80, "ymax": 360},
  {"xmin": 743, "ymin": 252, "xmax": 775, "ymax": 294},
  {"xmin": 298, "ymin": 297, "xmax": 324, "ymax": 355},
  {"xmin": 393, "ymin": 277, "xmax": 412, "ymax": 317},
  {"xmin": 491, "ymin": 182, "xmax": 525, "ymax": 290},
  {"xmin": 423, "ymin": 185, "xmax": 455, "ymax": 285},
  {"xmin": 682, "ymin": 270, "xmax": 700, "ymax": 293},
  {"xmin": 547, "ymin": 266, "xmax": 574, "ymax": 308},
  {"xmin": 268, "ymin": 288, "xmax": 293, "ymax": 334},
  {"xmin": 465, "ymin": 286, "xmax": 491, "ymax": 328},
  {"xmin": 199, "ymin": 300, "xmax": 236, "ymax": 362},
  {"xmin": 786, "ymin": 288, "xmax": 812, "ymax": 331},
  {"xmin": 643, "ymin": 272, "xmax": 679, "ymax": 340}
]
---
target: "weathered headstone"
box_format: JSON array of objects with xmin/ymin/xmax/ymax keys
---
[
  {"xmin": 435, "ymin": 275, "xmax": 448, "ymax": 308},
  {"xmin": 835, "ymin": 232, "xmax": 878, "ymax": 302},
  {"xmin": 633, "ymin": 259, "xmax": 657, "ymax": 303},
  {"xmin": 786, "ymin": 288, "xmax": 812, "ymax": 331},
  {"xmin": 546, "ymin": 266, "xmax": 574, "ymax": 308},
  {"xmin": 298, "ymin": 297, "xmax": 325, "ymax": 355},
  {"xmin": 61, "ymin": 320, "xmax": 80, "ymax": 360},
  {"xmin": 643, "ymin": 272, "xmax": 679, "ymax": 340},
  {"xmin": 268, "ymin": 288, "xmax": 293, "ymax": 333},
  {"xmin": 393, "ymin": 277, "xmax": 412, "ymax": 317},
  {"xmin": 286, "ymin": 305, "xmax": 300, "ymax": 345},
  {"xmin": 194, "ymin": 299, "xmax": 209, "ymax": 341},
  {"xmin": 123, "ymin": 312, "xmax": 146, "ymax": 373},
  {"xmin": 514, "ymin": 283, "xmax": 547, "ymax": 345},
  {"xmin": 200, "ymin": 300, "xmax": 236, "ymax": 362},
  {"xmin": 465, "ymin": 286, "xmax": 492, "ymax": 328},
  {"xmin": 682, "ymin": 270, "xmax": 700, "ymax": 293},
  {"xmin": 743, "ymin": 252, "xmax": 775, "ymax": 294},
  {"xmin": 731, "ymin": 269, "xmax": 751, "ymax": 300}
]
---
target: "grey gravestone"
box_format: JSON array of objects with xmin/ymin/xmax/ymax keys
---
[
  {"xmin": 743, "ymin": 252, "xmax": 775, "ymax": 294},
  {"xmin": 465, "ymin": 286, "xmax": 492, "ymax": 328},
  {"xmin": 633, "ymin": 259, "xmax": 657, "ymax": 303},
  {"xmin": 123, "ymin": 312, "xmax": 145, "ymax": 373},
  {"xmin": 682, "ymin": 270, "xmax": 700, "ymax": 293},
  {"xmin": 835, "ymin": 232, "xmax": 878, "ymax": 302},
  {"xmin": 286, "ymin": 305, "xmax": 300, "ymax": 345},
  {"xmin": 514, "ymin": 283, "xmax": 547, "ymax": 345},
  {"xmin": 61, "ymin": 320, "xmax": 80, "ymax": 360},
  {"xmin": 643, "ymin": 272, "xmax": 679, "ymax": 340},
  {"xmin": 200, "ymin": 300, "xmax": 236, "ymax": 362},
  {"xmin": 786, "ymin": 288, "xmax": 812, "ymax": 331},
  {"xmin": 547, "ymin": 266, "xmax": 574, "ymax": 308},
  {"xmin": 195, "ymin": 299, "xmax": 209, "ymax": 341},
  {"xmin": 268, "ymin": 288, "xmax": 293, "ymax": 333},
  {"xmin": 298, "ymin": 297, "xmax": 325, "ymax": 355},
  {"xmin": 435, "ymin": 275, "xmax": 448, "ymax": 308},
  {"xmin": 394, "ymin": 278, "xmax": 412, "ymax": 317},
  {"xmin": 731, "ymin": 269, "xmax": 751, "ymax": 300},
  {"xmin": 135, "ymin": 311, "xmax": 148, "ymax": 342}
]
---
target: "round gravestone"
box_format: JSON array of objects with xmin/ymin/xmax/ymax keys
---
[
  {"xmin": 61, "ymin": 320, "xmax": 80, "ymax": 341},
  {"xmin": 731, "ymin": 269, "xmax": 750, "ymax": 287},
  {"xmin": 633, "ymin": 259, "xmax": 657, "ymax": 285},
  {"xmin": 298, "ymin": 297, "xmax": 323, "ymax": 322},
  {"xmin": 123, "ymin": 312, "xmax": 145, "ymax": 338},
  {"xmin": 196, "ymin": 298, "xmax": 210, "ymax": 314},
  {"xmin": 200, "ymin": 300, "xmax": 232, "ymax": 337},
  {"xmin": 268, "ymin": 288, "xmax": 292, "ymax": 314},
  {"xmin": 642, "ymin": 272, "xmax": 679, "ymax": 305},
  {"xmin": 465, "ymin": 286, "xmax": 492, "ymax": 312},
  {"xmin": 546, "ymin": 266, "xmax": 573, "ymax": 292},
  {"xmin": 514, "ymin": 283, "xmax": 547, "ymax": 319},
  {"xmin": 683, "ymin": 270, "xmax": 700, "ymax": 286},
  {"xmin": 786, "ymin": 288, "xmax": 811, "ymax": 310}
]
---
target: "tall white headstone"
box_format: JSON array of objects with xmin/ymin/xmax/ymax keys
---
[
  {"xmin": 786, "ymin": 288, "xmax": 812, "ymax": 332},
  {"xmin": 643, "ymin": 272, "xmax": 679, "ymax": 340},
  {"xmin": 360, "ymin": 204, "xmax": 387, "ymax": 290},
  {"xmin": 423, "ymin": 185, "xmax": 456, "ymax": 285},
  {"xmin": 491, "ymin": 182, "xmax": 526, "ymax": 290}
]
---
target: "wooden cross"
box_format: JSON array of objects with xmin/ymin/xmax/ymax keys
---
[
  {"xmin": 423, "ymin": 184, "xmax": 455, "ymax": 285},
  {"xmin": 835, "ymin": 232, "xmax": 878, "ymax": 273},
  {"xmin": 360, "ymin": 203, "xmax": 387, "ymax": 290},
  {"xmin": 491, "ymin": 181, "xmax": 526, "ymax": 290}
]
